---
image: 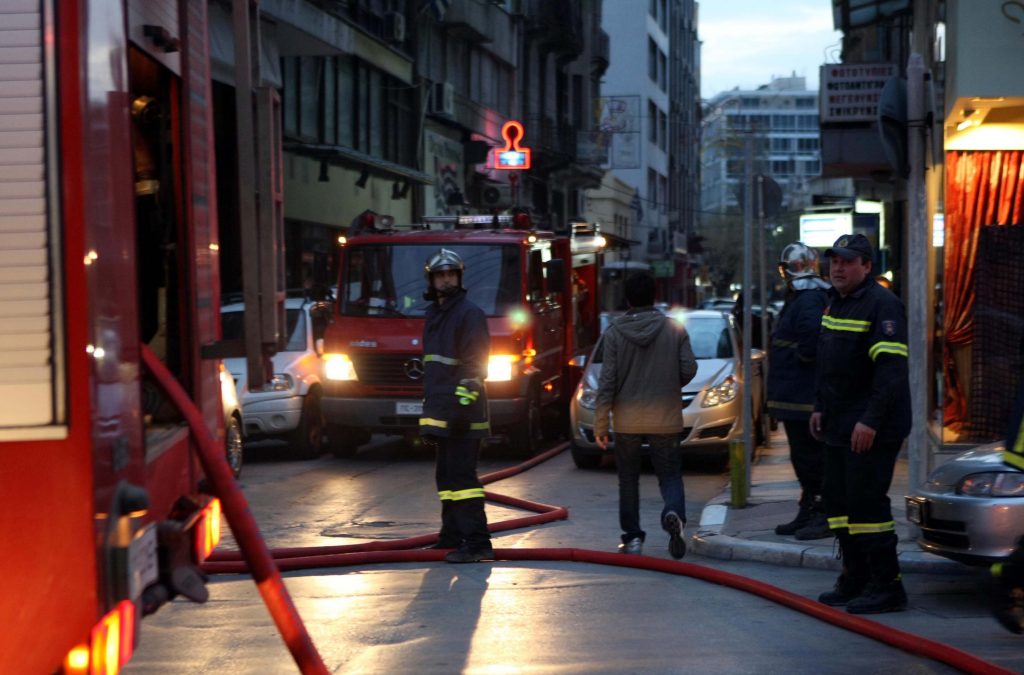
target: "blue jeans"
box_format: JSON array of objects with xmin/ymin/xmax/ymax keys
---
[{"xmin": 613, "ymin": 432, "xmax": 685, "ymax": 543}]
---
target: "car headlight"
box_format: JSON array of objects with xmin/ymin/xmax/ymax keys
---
[
  {"xmin": 957, "ymin": 472, "xmax": 1024, "ymax": 497},
  {"xmin": 486, "ymin": 354, "xmax": 519, "ymax": 382},
  {"xmin": 266, "ymin": 373, "xmax": 295, "ymax": 392},
  {"xmin": 577, "ymin": 387, "xmax": 598, "ymax": 410},
  {"xmin": 324, "ymin": 353, "xmax": 358, "ymax": 381},
  {"xmin": 702, "ymin": 375, "xmax": 737, "ymax": 407}
]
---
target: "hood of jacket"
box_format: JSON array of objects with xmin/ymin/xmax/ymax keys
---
[{"xmin": 612, "ymin": 308, "xmax": 666, "ymax": 347}]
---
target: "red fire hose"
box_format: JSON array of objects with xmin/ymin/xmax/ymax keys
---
[
  {"xmin": 140, "ymin": 346, "xmax": 329, "ymax": 675},
  {"xmin": 202, "ymin": 441, "xmax": 1011, "ymax": 675},
  {"xmin": 147, "ymin": 353, "xmax": 1009, "ymax": 675}
]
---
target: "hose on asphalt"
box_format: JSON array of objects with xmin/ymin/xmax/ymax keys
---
[
  {"xmin": 203, "ymin": 440, "xmax": 1011, "ymax": 671},
  {"xmin": 203, "ymin": 439, "xmax": 1012, "ymax": 675},
  {"xmin": 140, "ymin": 346, "xmax": 330, "ymax": 675}
]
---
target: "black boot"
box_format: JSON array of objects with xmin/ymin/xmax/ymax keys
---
[
  {"xmin": 444, "ymin": 497, "xmax": 492, "ymax": 563},
  {"xmin": 794, "ymin": 511, "xmax": 832, "ymax": 540},
  {"xmin": 991, "ymin": 540, "xmax": 1024, "ymax": 633},
  {"xmin": 846, "ymin": 532, "xmax": 906, "ymax": 614},
  {"xmin": 428, "ymin": 501, "xmax": 461, "ymax": 549},
  {"xmin": 846, "ymin": 578, "xmax": 908, "ymax": 614},
  {"xmin": 774, "ymin": 505, "xmax": 813, "ymax": 535},
  {"xmin": 818, "ymin": 532, "xmax": 869, "ymax": 606}
]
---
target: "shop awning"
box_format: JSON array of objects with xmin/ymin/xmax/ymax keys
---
[{"xmin": 284, "ymin": 142, "xmax": 435, "ymax": 185}]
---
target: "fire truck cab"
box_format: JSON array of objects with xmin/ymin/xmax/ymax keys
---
[{"xmin": 322, "ymin": 214, "xmax": 603, "ymax": 456}]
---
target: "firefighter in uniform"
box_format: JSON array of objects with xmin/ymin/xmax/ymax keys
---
[
  {"xmin": 420, "ymin": 249, "xmax": 494, "ymax": 563},
  {"xmin": 990, "ymin": 385, "xmax": 1024, "ymax": 632},
  {"xmin": 810, "ymin": 234, "xmax": 911, "ymax": 614},
  {"xmin": 768, "ymin": 242, "xmax": 831, "ymax": 540}
]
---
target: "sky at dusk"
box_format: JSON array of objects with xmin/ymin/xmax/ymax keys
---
[{"xmin": 699, "ymin": 0, "xmax": 842, "ymax": 98}]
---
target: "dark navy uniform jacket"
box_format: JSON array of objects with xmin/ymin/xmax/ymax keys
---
[
  {"xmin": 767, "ymin": 287, "xmax": 828, "ymax": 421},
  {"xmin": 420, "ymin": 289, "xmax": 491, "ymax": 438},
  {"xmin": 814, "ymin": 277, "xmax": 911, "ymax": 446},
  {"xmin": 1002, "ymin": 387, "xmax": 1024, "ymax": 471}
]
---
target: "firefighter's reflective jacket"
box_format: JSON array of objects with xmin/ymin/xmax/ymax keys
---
[
  {"xmin": 766, "ymin": 285, "xmax": 828, "ymax": 421},
  {"xmin": 814, "ymin": 277, "xmax": 911, "ymax": 446},
  {"xmin": 420, "ymin": 289, "xmax": 491, "ymax": 438}
]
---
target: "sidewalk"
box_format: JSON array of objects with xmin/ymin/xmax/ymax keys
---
[{"xmin": 690, "ymin": 428, "xmax": 968, "ymax": 575}]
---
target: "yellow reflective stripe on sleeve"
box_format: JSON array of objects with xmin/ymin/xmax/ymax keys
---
[
  {"xmin": 1015, "ymin": 413, "xmax": 1024, "ymax": 455},
  {"xmin": 869, "ymin": 341, "xmax": 908, "ymax": 360},
  {"xmin": 424, "ymin": 354, "xmax": 461, "ymax": 366},
  {"xmin": 992, "ymin": 562, "xmax": 1005, "ymax": 578},
  {"xmin": 848, "ymin": 520, "xmax": 896, "ymax": 535},
  {"xmin": 827, "ymin": 516, "xmax": 849, "ymax": 530},
  {"xmin": 438, "ymin": 490, "xmax": 452, "ymax": 500},
  {"xmin": 469, "ymin": 421, "xmax": 490, "ymax": 431},
  {"xmin": 821, "ymin": 316, "xmax": 871, "ymax": 333}
]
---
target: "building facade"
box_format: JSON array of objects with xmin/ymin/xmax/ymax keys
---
[{"xmin": 598, "ymin": 0, "xmax": 700, "ymax": 304}]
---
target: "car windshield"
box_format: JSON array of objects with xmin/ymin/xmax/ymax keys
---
[
  {"xmin": 592, "ymin": 314, "xmax": 732, "ymax": 363},
  {"xmin": 222, "ymin": 308, "xmax": 306, "ymax": 352},
  {"xmin": 340, "ymin": 243, "xmax": 522, "ymax": 317}
]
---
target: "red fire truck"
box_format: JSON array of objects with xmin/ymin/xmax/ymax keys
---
[
  {"xmin": 321, "ymin": 214, "xmax": 603, "ymax": 456},
  {"xmin": 0, "ymin": 1, "xmax": 286, "ymax": 673}
]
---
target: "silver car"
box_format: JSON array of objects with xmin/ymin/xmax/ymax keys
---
[
  {"xmin": 569, "ymin": 309, "xmax": 765, "ymax": 469},
  {"xmin": 222, "ymin": 297, "xmax": 328, "ymax": 459},
  {"xmin": 906, "ymin": 442, "xmax": 1024, "ymax": 565}
]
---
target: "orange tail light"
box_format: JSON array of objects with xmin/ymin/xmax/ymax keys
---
[
  {"xmin": 63, "ymin": 600, "xmax": 136, "ymax": 675},
  {"xmin": 194, "ymin": 497, "xmax": 222, "ymax": 561}
]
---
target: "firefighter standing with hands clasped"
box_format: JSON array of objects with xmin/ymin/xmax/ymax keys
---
[
  {"xmin": 811, "ymin": 233, "xmax": 911, "ymax": 614},
  {"xmin": 419, "ymin": 249, "xmax": 494, "ymax": 563},
  {"xmin": 768, "ymin": 243, "xmax": 831, "ymax": 540}
]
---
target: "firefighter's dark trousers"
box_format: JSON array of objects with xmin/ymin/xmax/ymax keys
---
[
  {"xmin": 823, "ymin": 439, "xmax": 903, "ymax": 583},
  {"xmin": 434, "ymin": 435, "xmax": 490, "ymax": 550},
  {"xmin": 783, "ymin": 419, "xmax": 824, "ymax": 508}
]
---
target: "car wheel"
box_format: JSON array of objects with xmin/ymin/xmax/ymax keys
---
[
  {"xmin": 327, "ymin": 425, "xmax": 371, "ymax": 458},
  {"xmin": 289, "ymin": 389, "xmax": 325, "ymax": 460},
  {"xmin": 570, "ymin": 442, "xmax": 601, "ymax": 469},
  {"xmin": 508, "ymin": 388, "xmax": 543, "ymax": 456},
  {"xmin": 225, "ymin": 414, "xmax": 244, "ymax": 478}
]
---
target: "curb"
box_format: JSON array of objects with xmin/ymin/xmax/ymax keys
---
[{"xmin": 690, "ymin": 496, "xmax": 974, "ymax": 576}]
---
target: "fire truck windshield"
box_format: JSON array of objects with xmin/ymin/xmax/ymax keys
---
[{"xmin": 340, "ymin": 244, "xmax": 522, "ymax": 317}]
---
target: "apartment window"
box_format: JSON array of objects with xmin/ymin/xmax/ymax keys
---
[
  {"xmin": 649, "ymin": 100, "xmax": 658, "ymax": 144},
  {"xmin": 802, "ymin": 159, "xmax": 820, "ymax": 174},
  {"xmin": 648, "ymin": 39, "xmax": 657, "ymax": 82},
  {"xmin": 772, "ymin": 114, "xmax": 796, "ymax": 130},
  {"xmin": 658, "ymin": 50, "xmax": 667, "ymax": 91},
  {"xmin": 797, "ymin": 138, "xmax": 819, "ymax": 152},
  {"xmin": 659, "ymin": 174, "xmax": 668, "ymax": 213},
  {"xmin": 659, "ymin": 109, "xmax": 667, "ymax": 150},
  {"xmin": 772, "ymin": 159, "xmax": 794, "ymax": 175},
  {"xmin": 796, "ymin": 98, "xmax": 817, "ymax": 108},
  {"xmin": 741, "ymin": 97, "xmax": 760, "ymax": 108},
  {"xmin": 647, "ymin": 168, "xmax": 658, "ymax": 208},
  {"xmin": 771, "ymin": 137, "xmax": 791, "ymax": 152}
]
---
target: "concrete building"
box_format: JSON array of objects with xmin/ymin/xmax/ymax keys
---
[
  {"xmin": 598, "ymin": 0, "xmax": 701, "ymax": 304},
  {"xmin": 701, "ymin": 75, "xmax": 821, "ymax": 214}
]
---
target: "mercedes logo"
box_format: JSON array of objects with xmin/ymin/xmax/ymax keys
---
[{"xmin": 404, "ymin": 358, "xmax": 424, "ymax": 380}]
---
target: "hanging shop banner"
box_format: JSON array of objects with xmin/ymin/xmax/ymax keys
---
[{"xmin": 425, "ymin": 130, "xmax": 464, "ymax": 216}]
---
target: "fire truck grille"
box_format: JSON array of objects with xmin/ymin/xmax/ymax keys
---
[{"xmin": 353, "ymin": 353, "xmax": 426, "ymax": 392}]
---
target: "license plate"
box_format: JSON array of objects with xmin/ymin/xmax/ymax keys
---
[
  {"xmin": 905, "ymin": 498, "xmax": 923, "ymax": 525},
  {"xmin": 395, "ymin": 401, "xmax": 423, "ymax": 416},
  {"xmin": 129, "ymin": 524, "xmax": 158, "ymax": 600}
]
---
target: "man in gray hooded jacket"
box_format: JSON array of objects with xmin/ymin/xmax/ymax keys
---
[{"xmin": 595, "ymin": 273, "xmax": 698, "ymax": 558}]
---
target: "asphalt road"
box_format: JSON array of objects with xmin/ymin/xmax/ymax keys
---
[{"xmin": 124, "ymin": 436, "xmax": 1023, "ymax": 674}]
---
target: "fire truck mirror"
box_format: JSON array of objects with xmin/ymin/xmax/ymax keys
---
[
  {"xmin": 544, "ymin": 259, "xmax": 566, "ymax": 294},
  {"xmin": 310, "ymin": 303, "xmax": 333, "ymax": 343}
]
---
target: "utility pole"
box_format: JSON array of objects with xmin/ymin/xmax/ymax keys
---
[{"xmin": 742, "ymin": 135, "xmax": 755, "ymax": 493}]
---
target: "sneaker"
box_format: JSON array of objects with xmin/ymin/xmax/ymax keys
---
[
  {"xmin": 444, "ymin": 546, "xmax": 494, "ymax": 563},
  {"xmin": 618, "ymin": 537, "xmax": 643, "ymax": 555},
  {"xmin": 818, "ymin": 572, "xmax": 869, "ymax": 606},
  {"xmin": 846, "ymin": 579, "xmax": 908, "ymax": 614},
  {"xmin": 794, "ymin": 513, "xmax": 832, "ymax": 541},
  {"xmin": 663, "ymin": 511, "xmax": 687, "ymax": 560}
]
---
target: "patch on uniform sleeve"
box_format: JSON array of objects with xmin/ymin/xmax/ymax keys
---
[{"xmin": 881, "ymin": 320, "xmax": 896, "ymax": 336}]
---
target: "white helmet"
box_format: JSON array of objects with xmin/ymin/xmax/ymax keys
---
[{"xmin": 778, "ymin": 242, "xmax": 820, "ymax": 281}]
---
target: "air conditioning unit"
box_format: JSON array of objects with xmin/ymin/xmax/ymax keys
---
[
  {"xmin": 474, "ymin": 182, "xmax": 513, "ymax": 209},
  {"xmin": 430, "ymin": 81, "xmax": 455, "ymax": 116},
  {"xmin": 384, "ymin": 12, "xmax": 405, "ymax": 42}
]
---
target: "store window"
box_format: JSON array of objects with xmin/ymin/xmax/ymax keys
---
[{"xmin": 938, "ymin": 150, "xmax": 1024, "ymax": 443}]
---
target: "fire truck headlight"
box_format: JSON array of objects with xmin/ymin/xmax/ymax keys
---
[
  {"xmin": 267, "ymin": 373, "xmax": 295, "ymax": 392},
  {"xmin": 324, "ymin": 353, "xmax": 358, "ymax": 381},
  {"xmin": 485, "ymin": 354, "xmax": 518, "ymax": 382}
]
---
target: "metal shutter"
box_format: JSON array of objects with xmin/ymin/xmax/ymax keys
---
[{"xmin": 0, "ymin": 0, "xmax": 64, "ymax": 435}]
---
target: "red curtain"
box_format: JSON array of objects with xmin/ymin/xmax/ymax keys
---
[{"xmin": 943, "ymin": 150, "xmax": 1024, "ymax": 427}]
